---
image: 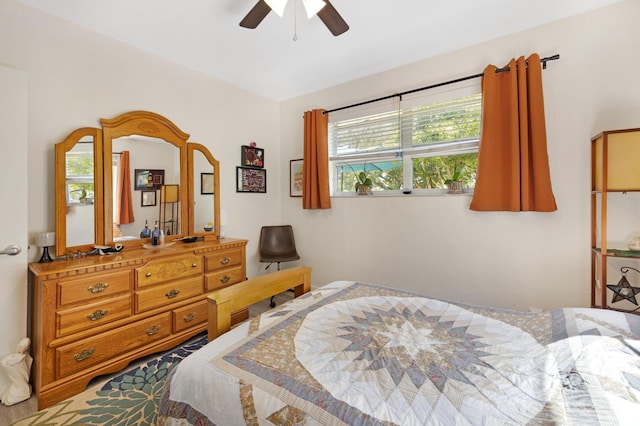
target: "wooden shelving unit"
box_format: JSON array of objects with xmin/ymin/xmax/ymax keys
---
[{"xmin": 591, "ymin": 128, "xmax": 640, "ymax": 314}]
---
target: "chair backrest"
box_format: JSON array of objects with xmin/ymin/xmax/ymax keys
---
[{"xmin": 259, "ymin": 225, "xmax": 300, "ymax": 262}]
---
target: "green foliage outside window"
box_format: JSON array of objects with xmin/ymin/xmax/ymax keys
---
[
  {"xmin": 66, "ymin": 153, "xmax": 94, "ymax": 203},
  {"xmin": 413, "ymin": 154, "xmax": 477, "ymax": 189}
]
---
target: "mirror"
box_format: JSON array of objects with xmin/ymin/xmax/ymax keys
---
[
  {"xmin": 55, "ymin": 127, "xmax": 103, "ymax": 256},
  {"xmin": 102, "ymin": 111, "xmax": 189, "ymax": 247},
  {"xmin": 111, "ymin": 136, "xmax": 180, "ymax": 241},
  {"xmin": 54, "ymin": 110, "xmax": 221, "ymax": 256},
  {"xmin": 188, "ymin": 143, "xmax": 220, "ymax": 238}
]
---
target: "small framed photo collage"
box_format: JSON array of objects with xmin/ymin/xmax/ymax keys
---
[{"xmin": 236, "ymin": 145, "xmax": 266, "ymax": 193}]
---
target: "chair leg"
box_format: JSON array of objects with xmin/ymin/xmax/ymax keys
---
[{"xmin": 269, "ymin": 262, "xmax": 282, "ymax": 308}]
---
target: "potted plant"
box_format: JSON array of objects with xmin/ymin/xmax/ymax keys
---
[
  {"xmin": 444, "ymin": 166, "xmax": 464, "ymax": 194},
  {"xmin": 70, "ymin": 187, "xmax": 88, "ymax": 203},
  {"xmin": 355, "ymin": 171, "xmax": 372, "ymax": 195}
]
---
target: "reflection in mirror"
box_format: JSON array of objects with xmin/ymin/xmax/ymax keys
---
[
  {"xmin": 65, "ymin": 138, "xmax": 95, "ymax": 246},
  {"xmin": 111, "ymin": 136, "xmax": 180, "ymax": 241},
  {"xmin": 188, "ymin": 143, "xmax": 220, "ymax": 239},
  {"xmin": 55, "ymin": 127, "xmax": 103, "ymax": 257},
  {"xmin": 194, "ymin": 150, "xmax": 214, "ymax": 231}
]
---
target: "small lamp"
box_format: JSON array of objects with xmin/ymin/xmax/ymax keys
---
[
  {"xmin": 160, "ymin": 184, "xmax": 179, "ymax": 203},
  {"xmin": 36, "ymin": 232, "xmax": 55, "ymax": 263}
]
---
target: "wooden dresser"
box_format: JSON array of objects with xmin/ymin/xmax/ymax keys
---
[{"xmin": 28, "ymin": 238, "xmax": 247, "ymax": 409}]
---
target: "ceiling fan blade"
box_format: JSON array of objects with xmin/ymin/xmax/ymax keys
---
[
  {"xmin": 240, "ymin": 0, "xmax": 272, "ymax": 29},
  {"xmin": 317, "ymin": 0, "xmax": 349, "ymax": 36}
]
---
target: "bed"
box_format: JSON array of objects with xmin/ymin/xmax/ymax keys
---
[{"xmin": 158, "ymin": 266, "xmax": 640, "ymax": 425}]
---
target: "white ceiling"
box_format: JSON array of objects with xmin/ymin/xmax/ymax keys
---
[{"xmin": 21, "ymin": 0, "xmax": 622, "ymax": 101}]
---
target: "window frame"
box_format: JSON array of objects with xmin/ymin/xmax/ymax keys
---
[{"xmin": 328, "ymin": 80, "xmax": 481, "ymax": 196}]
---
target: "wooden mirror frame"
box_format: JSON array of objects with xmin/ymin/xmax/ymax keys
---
[
  {"xmin": 101, "ymin": 111, "xmax": 189, "ymax": 247},
  {"xmin": 55, "ymin": 110, "xmax": 220, "ymax": 256},
  {"xmin": 54, "ymin": 127, "xmax": 104, "ymax": 257},
  {"xmin": 188, "ymin": 143, "xmax": 220, "ymax": 239}
]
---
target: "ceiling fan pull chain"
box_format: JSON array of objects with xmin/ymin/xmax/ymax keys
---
[{"xmin": 293, "ymin": 0, "xmax": 298, "ymax": 41}]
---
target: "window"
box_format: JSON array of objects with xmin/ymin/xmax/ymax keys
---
[{"xmin": 328, "ymin": 80, "xmax": 481, "ymax": 195}]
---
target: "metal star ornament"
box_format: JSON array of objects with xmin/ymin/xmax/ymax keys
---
[{"xmin": 607, "ymin": 274, "xmax": 640, "ymax": 305}]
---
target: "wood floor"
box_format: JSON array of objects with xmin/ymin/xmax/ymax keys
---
[{"xmin": 0, "ymin": 291, "xmax": 293, "ymax": 426}]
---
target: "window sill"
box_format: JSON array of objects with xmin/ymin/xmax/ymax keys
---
[{"xmin": 331, "ymin": 190, "xmax": 474, "ymax": 198}]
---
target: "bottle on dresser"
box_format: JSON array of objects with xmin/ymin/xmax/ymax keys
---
[
  {"xmin": 151, "ymin": 221, "xmax": 161, "ymax": 246},
  {"xmin": 140, "ymin": 220, "xmax": 151, "ymax": 238}
]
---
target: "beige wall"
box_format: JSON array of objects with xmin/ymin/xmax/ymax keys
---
[
  {"xmin": 279, "ymin": 0, "xmax": 640, "ymax": 311},
  {"xmin": 0, "ymin": 0, "xmax": 282, "ymax": 271}
]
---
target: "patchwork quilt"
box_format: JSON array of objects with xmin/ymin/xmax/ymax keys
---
[{"xmin": 158, "ymin": 281, "xmax": 640, "ymax": 425}]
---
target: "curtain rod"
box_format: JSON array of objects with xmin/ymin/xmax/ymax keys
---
[{"xmin": 323, "ymin": 54, "xmax": 559, "ymax": 115}]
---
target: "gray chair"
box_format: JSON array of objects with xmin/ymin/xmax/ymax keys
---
[{"xmin": 259, "ymin": 225, "xmax": 300, "ymax": 307}]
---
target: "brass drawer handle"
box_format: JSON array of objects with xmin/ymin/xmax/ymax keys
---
[
  {"xmin": 192, "ymin": 263, "xmax": 198, "ymax": 268},
  {"xmin": 87, "ymin": 309, "xmax": 108, "ymax": 321},
  {"xmin": 88, "ymin": 282, "xmax": 108, "ymax": 293},
  {"xmin": 165, "ymin": 289, "xmax": 180, "ymax": 299},
  {"xmin": 74, "ymin": 348, "xmax": 95, "ymax": 362},
  {"xmin": 220, "ymin": 257, "xmax": 230, "ymax": 265},
  {"xmin": 220, "ymin": 275, "xmax": 230, "ymax": 284},
  {"xmin": 146, "ymin": 324, "xmax": 161, "ymax": 336},
  {"xmin": 183, "ymin": 312, "xmax": 196, "ymax": 323},
  {"xmin": 145, "ymin": 272, "xmax": 152, "ymax": 278}
]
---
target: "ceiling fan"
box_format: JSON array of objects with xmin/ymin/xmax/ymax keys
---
[{"xmin": 240, "ymin": 0, "xmax": 349, "ymax": 36}]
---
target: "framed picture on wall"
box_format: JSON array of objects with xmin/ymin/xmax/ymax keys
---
[
  {"xmin": 201, "ymin": 172, "xmax": 214, "ymax": 194},
  {"xmin": 290, "ymin": 159, "xmax": 303, "ymax": 197},
  {"xmin": 134, "ymin": 169, "xmax": 164, "ymax": 190},
  {"xmin": 141, "ymin": 190, "xmax": 156, "ymax": 207},
  {"xmin": 241, "ymin": 145, "xmax": 264, "ymax": 168},
  {"xmin": 236, "ymin": 166, "xmax": 266, "ymax": 193}
]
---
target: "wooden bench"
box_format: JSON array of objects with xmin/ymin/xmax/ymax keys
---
[{"xmin": 207, "ymin": 266, "xmax": 312, "ymax": 341}]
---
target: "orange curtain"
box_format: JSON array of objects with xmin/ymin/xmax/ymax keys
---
[
  {"xmin": 303, "ymin": 109, "xmax": 331, "ymax": 209},
  {"xmin": 116, "ymin": 150, "xmax": 135, "ymax": 224},
  {"xmin": 470, "ymin": 53, "xmax": 557, "ymax": 212}
]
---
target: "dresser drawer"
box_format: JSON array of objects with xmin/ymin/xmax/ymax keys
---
[
  {"xmin": 56, "ymin": 295, "xmax": 131, "ymax": 338},
  {"xmin": 135, "ymin": 276, "xmax": 203, "ymax": 313},
  {"xmin": 56, "ymin": 312, "xmax": 171, "ymax": 378},
  {"xmin": 173, "ymin": 300, "xmax": 208, "ymax": 333},
  {"xmin": 205, "ymin": 248, "xmax": 243, "ymax": 273},
  {"xmin": 205, "ymin": 266, "xmax": 244, "ymax": 291},
  {"xmin": 136, "ymin": 254, "xmax": 203, "ymax": 288},
  {"xmin": 58, "ymin": 270, "xmax": 131, "ymax": 307}
]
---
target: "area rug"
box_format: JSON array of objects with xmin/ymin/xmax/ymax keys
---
[{"xmin": 12, "ymin": 333, "xmax": 207, "ymax": 426}]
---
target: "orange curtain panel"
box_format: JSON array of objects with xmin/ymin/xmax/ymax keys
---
[
  {"xmin": 115, "ymin": 150, "xmax": 135, "ymax": 224},
  {"xmin": 470, "ymin": 53, "xmax": 557, "ymax": 212},
  {"xmin": 303, "ymin": 109, "xmax": 332, "ymax": 209}
]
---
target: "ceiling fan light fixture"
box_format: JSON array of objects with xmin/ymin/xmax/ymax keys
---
[
  {"xmin": 264, "ymin": 0, "xmax": 287, "ymax": 17},
  {"xmin": 301, "ymin": 0, "xmax": 326, "ymax": 19}
]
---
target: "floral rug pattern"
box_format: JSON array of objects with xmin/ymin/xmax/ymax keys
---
[{"xmin": 12, "ymin": 334, "xmax": 207, "ymax": 426}]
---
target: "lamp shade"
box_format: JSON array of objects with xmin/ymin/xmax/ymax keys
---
[
  {"xmin": 265, "ymin": 0, "xmax": 287, "ymax": 17},
  {"xmin": 266, "ymin": 0, "xmax": 326, "ymax": 19},
  {"xmin": 161, "ymin": 185, "xmax": 179, "ymax": 203},
  {"xmin": 301, "ymin": 0, "xmax": 326, "ymax": 18},
  {"xmin": 36, "ymin": 232, "xmax": 55, "ymax": 247}
]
